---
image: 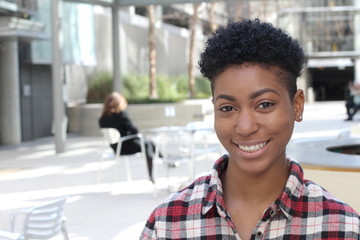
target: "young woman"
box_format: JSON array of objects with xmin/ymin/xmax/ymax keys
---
[
  {"xmin": 140, "ymin": 19, "xmax": 360, "ymax": 239},
  {"xmin": 99, "ymin": 92, "xmax": 155, "ymax": 182}
]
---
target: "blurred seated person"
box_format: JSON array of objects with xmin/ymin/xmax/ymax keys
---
[
  {"xmin": 99, "ymin": 92, "xmax": 155, "ymax": 182},
  {"xmin": 345, "ymin": 82, "xmax": 360, "ymax": 121}
]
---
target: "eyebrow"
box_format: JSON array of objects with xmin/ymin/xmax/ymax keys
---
[
  {"xmin": 214, "ymin": 88, "xmax": 280, "ymax": 102},
  {"xmin": 214, "ymin": 94, "xmax": 235, "ymax": 102},
  {"xmin": 249, "ymin": 88, "xmax": 280, "ymax": 99}
]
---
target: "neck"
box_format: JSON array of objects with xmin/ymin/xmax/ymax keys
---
[{"xmin": 222, "ymin": 158, "xmax": 289, "ymax": 205}]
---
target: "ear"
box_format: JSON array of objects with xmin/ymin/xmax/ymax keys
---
[{"xmin": 293, "ymin": 89, "xmax": 305, "ymax": 122}]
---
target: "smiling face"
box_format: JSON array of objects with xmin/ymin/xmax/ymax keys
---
[{"xmin": 213, "ymin": 64, "xmax": 304, "ymax": 176}]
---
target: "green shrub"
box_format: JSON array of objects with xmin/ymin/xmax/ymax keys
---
[
  {"xmin": 195, "ymin": 76, "xmax": 212, "ymax": 98},
  {"xmin": 122, "ymin": 74, "xmax": 149, "ymax": 99},
  {"xmin": 86, "ymin": 72, "xmax": 212, "ymax": 103},
  {"xmin": 157, "ymin": 75, "xmax": 188, "ymax": 100},
  {"xmin": 86, "ymin": 71, "xmax": 113, "ymax": 103}
]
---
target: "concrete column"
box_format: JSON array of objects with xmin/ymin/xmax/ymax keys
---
[
  {"xmin": 112, "ymin": 3, "xmax": 121, "ymax": 93},
  {"xmin": 0, "ymin": 39, "xmax": 21, "ymax": 144},
  {"xmin": 52, "ymin": 0, "xmax": 66, "ymax": 153},
  {"xmin": 355, "ymin": 0, "xmax": 360, "ymax": 83},
  {"xmin": 355, "ymin": 58, "xmax": 360, "ymax": 84}
]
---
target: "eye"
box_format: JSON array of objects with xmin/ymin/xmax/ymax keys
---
[
  {"xmin": 257, "ymin": 101, "xmax": 275, "ymax": 109},
  {"xmin": 219, "ymin": 105, "xmax": 236, "ymax": 112}
]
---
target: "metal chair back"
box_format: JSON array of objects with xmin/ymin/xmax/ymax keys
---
[
  {"xmin": 0, "ymin": 196, "xmax": 68, "ymax": 240},
  {"xmin": 22, "ymin": 197, "xmax": 68, "ymax": 239}
]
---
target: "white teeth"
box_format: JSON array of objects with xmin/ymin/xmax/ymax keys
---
[{"xmin": 238, "ymin": 141, "xmax": 268, "ymax": 153}]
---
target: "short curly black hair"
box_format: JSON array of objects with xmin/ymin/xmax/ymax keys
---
[{"xmin": 198, "ymin": 18, "xmax": 307, "ymax": 99}]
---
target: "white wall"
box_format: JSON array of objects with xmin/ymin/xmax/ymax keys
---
[{"xmin": 65, "ymin": 8, "xmax": 205, "ymax": 104}]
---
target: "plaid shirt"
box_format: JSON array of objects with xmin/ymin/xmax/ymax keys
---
[{"xmin": 140, "ymin": 155, "xmax": 360, "ymax": 239}]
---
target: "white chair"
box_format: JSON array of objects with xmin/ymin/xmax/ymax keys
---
[
  {"xmin": 152, "ymin": 128, "xmax": 193, "ymax": 193},
  {"xmin": 186, "ymin": 121, "xmax": 223, "ymax": 158},
  {"xmin": 97, "ymin": 128, "xmax": 147, "ymax": 184},
  {"xmin": 0, "ymin": 196, "xmax": 68, "ymax": 240},
  {"xmin": 184, "ymin": 121, "xmax": 223, "ymax": 180}
]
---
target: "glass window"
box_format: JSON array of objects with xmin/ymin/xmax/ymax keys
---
[{"xmin": 31, "ymin": 0, "xmax": 96, "ymax": 65}]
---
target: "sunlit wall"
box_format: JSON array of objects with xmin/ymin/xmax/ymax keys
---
[{"xmin": 31, "ymin": 0, "xmax": 96, "ymax": 65}]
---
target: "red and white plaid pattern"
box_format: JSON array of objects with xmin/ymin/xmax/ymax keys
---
[{"xmin": 140, "ymin": 155, "xmax": 360, "ymax": 239}]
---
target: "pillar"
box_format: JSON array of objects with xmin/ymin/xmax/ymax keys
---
[
  {"xmin": 52, "ymin": 0, "xmax": 66, "ymax": 153},
  {"xmin": 112, "ymin": 2, "xmax": 121, "ymax": 93},
  {"xmin": 355, "ymin": 0, "xmax": 360, "ymax": 83},
  {"xmin": 0, "ymin": 39, "xmax": 21, "ymax": 144},
  {"xmin": 355, "ymin": 58, "xmax": 360, "ymax": 84}
]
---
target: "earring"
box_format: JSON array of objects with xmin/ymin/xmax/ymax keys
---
[{"xmin": 299, "ymin": 116, "xmax": 303, "ymax": 121}]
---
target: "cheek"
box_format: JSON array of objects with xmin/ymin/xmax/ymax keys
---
[
  {"xmin": 269, "ymin": 113, "xmax": 295, "ymax": 139},
  {"xmin": 274, "ymin": 118, "xmax": 293, "ymax": 132},
  {"xmin": 214, "ymin": 116, "xmax": 230, "ymax": 139}
]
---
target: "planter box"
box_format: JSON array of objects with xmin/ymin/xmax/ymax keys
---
[{"xmin": 67, "ymin": 99, "xmax": 214, "ymax": 136}]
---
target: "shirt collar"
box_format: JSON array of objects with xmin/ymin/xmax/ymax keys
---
[
  {"xmin": 201, "ymin": 155, "xmax": 306, "ymax": 220},
  {"xmin": 277, "ymin": 156, "xmax": 306, "ymax": 219},
  {"xmin": 202, "ymin": 154, "xmax": 228, "ymax": 217}
]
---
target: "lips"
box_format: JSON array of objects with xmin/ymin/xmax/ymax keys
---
[{"xmin": 237, "ymin": 140, "xmax": 270, "ymax": 153}]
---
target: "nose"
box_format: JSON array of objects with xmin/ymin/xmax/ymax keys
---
[{"xmin": 235, "ymin": 110, "xmax": 259, "ymax": 136}]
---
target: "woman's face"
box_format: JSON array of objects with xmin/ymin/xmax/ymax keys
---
[{"xmin": 213, "ymin": 64, "xmax": 304, "ymax": 175}]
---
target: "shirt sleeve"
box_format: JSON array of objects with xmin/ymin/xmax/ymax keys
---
[{"xmin": 139, "ymin": 212, "xmax": 157, "ymax": 240}]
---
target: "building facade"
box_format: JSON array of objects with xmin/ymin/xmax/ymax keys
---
[
  {"xmin": 0, "ymin": 0, "xmax": 49, "ymax": 145},
  {"xmin": 1, "ymin": 0, "xmax": 360, "ymax": 145}
]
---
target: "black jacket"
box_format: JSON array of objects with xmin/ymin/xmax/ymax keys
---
[{"xmin": 99, "ymin": 111, "xmax": 141, "ymax": 155}]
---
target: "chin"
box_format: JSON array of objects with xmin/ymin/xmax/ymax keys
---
[{"xmin": 229, "ymin": 154, "xmax": 279, "ymax": 176}]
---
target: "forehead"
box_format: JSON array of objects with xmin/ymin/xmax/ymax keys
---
[{"xmin": 213, "ymin": 64, "xmax": 287, "ymax": 92}]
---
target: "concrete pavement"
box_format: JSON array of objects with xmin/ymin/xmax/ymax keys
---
[{"xmin": 0, "ymin": 101, "xmax": 360, "ymax": 239}]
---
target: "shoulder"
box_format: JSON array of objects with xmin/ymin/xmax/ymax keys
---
[
  {"xmin": 99, "ymin": 112, "xmax": 118, "ymax": 122},
  {"xmin": 151, "ymin": 175, "xmax": 211, "ymax": 219},
  {"xmin": 142, "ymin": 155, "xmax": 228, "ymax": 236},
  {"xmin": 285, "ymin": 158, "xmax": 359, "ymax": 227},
  {"xmin": 116, "ymin": 111, "xmax": 131, "ymax": 120},
  {"xmin": 141, "ymin": 175, "xmax": 212, "ymax": 237},
  {"xmin": 303, "ymin": 180, "xmax": 360, "ymax": 221}
]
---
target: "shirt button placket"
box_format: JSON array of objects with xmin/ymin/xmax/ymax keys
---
[
  {"xmin": 270, "ymin": 209, "xmax": 275, "ymax": 217},
  {"xmin": 254, "ymin": 209, "xmax": 272, "ymax": 239},
  {"xmin": 256, "ymin": 231, "xmax": 263, "ymax": 238}
]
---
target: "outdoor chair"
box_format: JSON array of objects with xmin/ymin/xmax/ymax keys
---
[
  {"xmin": 152, "ymin": 128, "xmax": 193, "ymax": 195},
  {"xmin": 0, "ymin": 196, "xmax": 69, "ymax": 240},
  {"xmin": 186, "ymin": 121, "xmax": 223, "ymax": 157},
  {"xmin": 97, "ymin": 128, "xmax": 147, "ymax": 184}
]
